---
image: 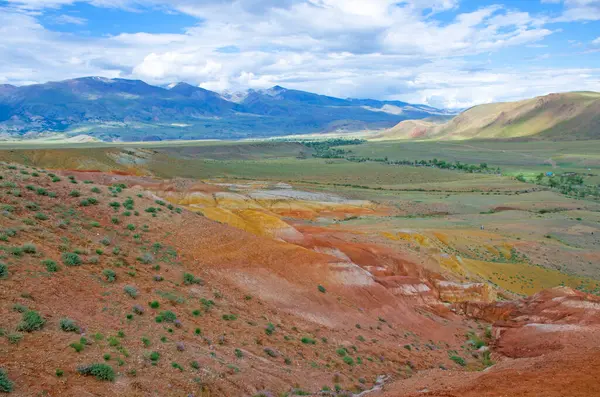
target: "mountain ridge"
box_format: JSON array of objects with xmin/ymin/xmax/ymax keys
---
[{"xmin": 0, "ymin": 77, "xmax": 448, "ymax": 141}]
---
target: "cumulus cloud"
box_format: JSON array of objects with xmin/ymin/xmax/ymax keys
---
[{"xmin": 0, "ymin": 0, "xmax": 595, "ymax": 108}]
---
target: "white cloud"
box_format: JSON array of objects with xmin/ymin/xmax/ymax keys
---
[
  {"xmin": 543, "ymin": 0, "xmax": 600, "ymax": 22},
  {"xmin": 0, "ymin": 0, "xmax": 595, "ymax": 109},
  {"xmin": 593, "ymin": 36, "xmax": 600, "ymax": 45},
  {"xmin": 53, "ymin": 14, "xmax": 87, "ymax": 24}
]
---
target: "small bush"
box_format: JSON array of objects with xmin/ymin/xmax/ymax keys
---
[
  {"xmin": 70, "ymin": 190, "xmax": 81, "ymax": 197},
  {"xmin": 55, "ymin": 369, "xmax": 64, "ymax": 377},
  {"xmin": 183, "ymin": 273, "xmax": 203, "ymax": 285},
  {"xmin": 17, "ymin": 310, "xmax": 45, "ymax": 332},
  {"xmin": 235, "ymin": 348, "xmax": 244, "ymax": 358},
  {"xmin": 318, "ymin": 285, "xmax": 326, "ymax": 293},
  {"xmin": 126, "ymin": 224, "xmax": 135, "ymax": 231},
  {"xmin": 60, "ymin": 318, "xmax": 80, "ymax": 333},
  {"xmin": 342, "ymin": 356, "xmax": 355, "ymax": 366},
  {"xmin": 0, "ymin": 368, "xmax": 13, "ymax": 393},
  {"xmin": 160, "ymin": 311, "xmax": 177, "ymax": 323},
  {"xmin": 62, "ymin": 252, "xmax": 82, "ymax": 266},
  {"xmin": 301, "ymin": 337, "xmax": 316, "ymax": 345},
  {"xmin": 0, "ymin": 263, "xmax": 7, "ymax": 279},
  {"xmin": 7, "ymin": 333, "xmax": 23, "ymax": 344},
  {"xmin": 124, "ymin": 285, "xmax": 138, "ymax": 298},
  {"xmin": 149, "ymin": 301, "xmax": 160, "ymax": 309},
  {"xmin": 263, "ymin": 348, "xmax": 278, "ymax": 358},
  {"xmin": 449, "ymin": 355, "xmax": 467, "ymax": 367},
  {"xmin": 12, "ymin": 303, "xmax": 28, "ymax": 313},
  {"xmin": 222, "ymin": 314, "xmax": 237, "ymax": 321},
  {"xmin": 22, "ymin": 243, "xmax": 37, "ymax": 254},
  {"xmin": 149, "ymin": 352, "xmax": 160, "ymax": 361},
  {"xmin": 102, "ymin": 269, "xmax": 116, "ymax": 282},
  {"xmin": 91, "ymin": 187, "xmax": 101, "ymax": 193},
  {"xmin": 77, "ymin": 363, "xmax": 115, "ymax": 382},
  {"xmin": 42, "ymin": 259, "xmax": 58, "ymax": 272}
]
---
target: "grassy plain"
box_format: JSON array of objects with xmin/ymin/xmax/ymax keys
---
[{"xmin": 0, "ymin": 138, "xmax": 598, "ymax": 296}]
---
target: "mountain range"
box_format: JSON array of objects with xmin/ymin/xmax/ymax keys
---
[
  {"xmin": 376, "ymin": 91, "xmax": 600, "ymax": 141},
  {"xmin": 0, "ymin": 77, "xmax": 451, "ymax": 141}
]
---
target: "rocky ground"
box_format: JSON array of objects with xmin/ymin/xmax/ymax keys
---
[{"xmin": 0, "ymin": 163, "xmax": 599, "ymax": 397}]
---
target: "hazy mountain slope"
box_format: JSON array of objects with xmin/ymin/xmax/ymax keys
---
[
  {"xmin": 378, "ymin": 92, "xmax": 600, "ymax": 141},
  {"xmin": 0, "ymin": 77, "xmax": 445, "ymax": 141}
]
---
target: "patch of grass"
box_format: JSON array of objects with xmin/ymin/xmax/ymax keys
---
[
  {"xmin": 449, "ymin": 355, "xmax": 467, "ymax": 367},
  {"xmin": 0, "ymin": 368, "xmax": 13, "ymax": 393},
  {"xmin": 124, "ymin": 285, "xmax": 138, "ymax": 298},
  {"xmin": 17, "ymin": 310, "xmax": 45, "ymax": 332},
  {"xmin": 222, "ymin": 314, "xmax": 237, "ymax": 321},
  {"xmin": 103, "ymin": 269, "xmax": 116, "ymax": 282},
  {"xmin": 62, "ymin": 252, "xmax": 82, "ymax": 266},
  {"xmin": 301, "ymin": 337, "xmax": 316, "ymax": 345},
  {"xmin": 60, "ymin": 318, "xmax": 80, "ymax": 333},
  {"xmin": 77, "ymin": 363, "xmax": 115, "ymax": 382},
  {"xmin": 0, "ymin": 263, "xmax": 8, "ymax": 279},
  {"xmin": 183, "ymin": 272, "xmax": 203, "ymax": 285},
  {"xmin": 42, "ymin": 259, "xmax": 58, "ymax": 272}
]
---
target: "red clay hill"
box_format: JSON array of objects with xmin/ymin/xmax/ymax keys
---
[{"xmin": 0, "ymin": 164, "xmax": 598, "ymax": 396}]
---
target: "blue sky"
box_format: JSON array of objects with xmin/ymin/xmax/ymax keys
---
[{"xmin": 1, "ymin": 0, "xmax": 600, "ymax": 108}]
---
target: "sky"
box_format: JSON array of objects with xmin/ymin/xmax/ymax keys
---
[{"xmin": 1, "ymin": 0, "xmax": 600, "ymax": 108}]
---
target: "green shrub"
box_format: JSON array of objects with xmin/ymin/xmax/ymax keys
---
[
  {"xmin": 126, "ymin": 224, "xmax": 135, "ymax": 231},
  {"xmin": 55, "ymin": 369, "xmax": 63, "ymax": 377},
  {"xmin": 124, "ymin": 285, "xmax": 138, "ymax": 298},
  {"xmin": 70, "ymin": 342, "xmax": 85, "ymax": 352},
  {"xmin": 77, "ymin": 363, "xmax": 115, "ymax": 381},
  {"xmin": 190, "ymin": 361, "xmax": 200, "ymax": 369},
  {"xmin": 62, "ymin": 252, "xmax": 82, "ymax": 266},
  {"xmin": 0, "ymin": 263, "xmax": 7, "ymax": 279},
  {"xmin": 34, "ymin": 212, "xmax": 48, "ymax": 221},
  {"xmin": 24, "ymin": 202, "xmax": 39, "ymax": 211},
  {"xmin": 235, "ymin": 348, "xmax": 244, "ymax": 358},
  {"xmin": 149, "ymin": 301, "xmax": 160, "ymax": 309},
  {"xmin": 91, "ymin": 187, "xmax": 101, "ymax": 193},
  {"xmin": 69, "ymin": 190, "xmax": 81, "ymax": 197},
  {"xmin": 318, "ymin": 285, "xmax": 326, "ymax": 293},
  {"xmin": 265, "ymin": 323, "xmax": 276, "ymax": 336},
  {"xmin": 0, "ymin": 368, "xmax": 13, "ymax": 393},
  {"xmin": 160, "ymin": 311, "xmax": 177, "ymax": 323},
  {"xmin": 336, "ymin": 348, "xmax": 347, "ymax": 357},
  {"xmin": 222, "ymin": 314, "xmax": 237, "ymax": 321},
  {"xmin": 60, "ymin": 318, "xmax": 80, "ymax": 333},
  {"xmin": 51, "ymin": 176, "xmax": 61, "ymax": 182},
  {"xmin": 103, "ymin": 269, "xmax": 116, "ymax": 283},
  {"xmin": 301, "ymin": 337, "xmax": 316, "ymax": 345},
  {"xmin": 7, "ymin": 333, "xmax": 23, "ymax": 345},
  {"xmin": 17, "ymin": 310, "xmax": 45, "ymax": 332},
  {"xmin": 42, "ymin": 259, "xmax": 58, "ymax": 272},
  {"xmin": 449, "ymin": 355, "xmax": 466, "ymax": 367},
  {"xmin": 12, "ymin": 303, "xmax": 27, "ymax": 313},
  {"xmin": 22, "ymin": 243, "xmax": 37, "ymax": 254},
  {"xmin": 149, "ymin": 352, "xmax": 160, "ymax": 362},
  {"xmin": 183, "ymin": 273, "xmax": 203, "ymax": 285},
  {"xmin": 342, "ymin": 356, "xmax": 354, "ymax": 366}
]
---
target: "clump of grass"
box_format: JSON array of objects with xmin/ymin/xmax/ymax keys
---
[
  {"xmin": 0, "ymin": 263, "xmax": 8, "ymax": 279},
  {"xmin": 183, "ymin": 273, "xmax": 203, "ymax": 285},
  {"xmin": 22, "ymin": 243, "xmax": 37, "ymax": 254},
  {"xmin": 222, "ymin": 314, "xmax": 237, "ymax": 321},
  {"xmin": 60, "ymin": 318, "xmax": 80, "ymax": 333},
  {"xmin": 124, "ymin": 285, "xmax": 138, "ymax": 298},
  {"xmin": 301, "ymin": 337, "xmax": 316, "ymax": 345},
  {"xmin": 158, "ymin": 310, "xmax": 177, "ymax": 323},
  {"xmin": 12, "ymin": 303, "xmax": 27, "ymax": 313},
  {"xmin": 102, "ymin": 269, "xmax": 116, "ymax": 283},
  {"xmin": 449, "ymin": 355, "xmax": 467, "ymax": 367},
  {"xmin": 17, "ymin": 310, "xmax": 45, "ymax": 332},
  {"xmin": 0, "ymin": 368, "xmax": 14, "ymax": 393},
  {"xmin": 76, "ymin": 363, "xmax": 115, "ymax": 382},
  {"xmin": 42, "ymin": 259, "xmax": 58, "ymax": 272},
  {"xmin": 62, "ymin": 252, "xmax": 82, "ymax": 266}
]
